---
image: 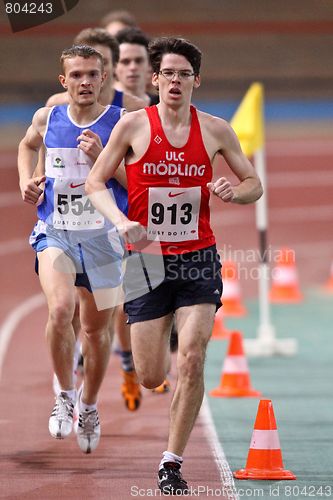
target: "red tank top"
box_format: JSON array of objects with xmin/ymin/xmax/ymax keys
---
[{"xmin": 126, "ymin": 105, "xmax": 216, "ymax": 255}]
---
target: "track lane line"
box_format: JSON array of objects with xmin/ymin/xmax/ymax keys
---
[
  {"xmin": 0, "ymin": 293, "xmax": 45, "ymax": 381},
  {"xmin": 200, "ymin": 395, "xmax": 238, "ymax": 499}
]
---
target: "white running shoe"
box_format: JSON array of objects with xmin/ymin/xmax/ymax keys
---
[
  {"xmin": 76, "ymin": 408, "xmax": 101, "ymax": 453},
  {"xmin": 49, "ymin": 392, "xmax": 75, "ymax": 439}
]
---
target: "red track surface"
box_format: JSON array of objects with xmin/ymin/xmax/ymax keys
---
[{"xmin": 0, "ymin": 132, "xmax": 332, "ymax": 498}]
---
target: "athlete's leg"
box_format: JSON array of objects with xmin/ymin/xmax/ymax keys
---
[
  {"xmin": 38, "ymin": 248, "xmax": 77, "ymax": 391},
  {"xmin": 77, "ymin": 287, "xmax": 113, "ymax": 405},
  {"xmin": 130, "ymin": 313, "xmax": 174, "ymax": 389},
  {"xmin": 168, "ymin": 303, "xmax": 215, "ymax": 455}
]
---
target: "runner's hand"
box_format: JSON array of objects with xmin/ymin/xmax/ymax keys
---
[
  {"xmin": 77, "ymin": 129, "xmax": 103, "ymax": 161},
  {"xmin": 20, "ymin": 175, "xmax": 46, "ymax": 204},
  {"xmin": 117, "ymin": 221, "xmax": 146, "ymax": 244},
  {"xmin": 207, "ymin": 177, "xmax": 235, "ymax": 202}
]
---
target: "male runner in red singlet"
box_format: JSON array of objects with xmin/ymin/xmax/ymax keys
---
[{"xmin": 86, "ymin": 37, "xmax": 263, "ymax": 494}]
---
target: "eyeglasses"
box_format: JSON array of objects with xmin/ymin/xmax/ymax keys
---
[{"xmin": 159, "ymin": 69, "xmax": 195, "ymax": 80}]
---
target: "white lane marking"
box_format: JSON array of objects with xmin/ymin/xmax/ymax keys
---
[
  {"xmin": 0, "ymin": 294, "xmax": 45, "ymax": 381},
  {"xmin": 0, "ymin": 238, "xmax": 29, "ymax": 256},
  {"xmin": 211, "ymin": 205, "xmax": 333, "ymax": 226},
  {"xmin": 200, "ymin": 395, "xmax": 238, "ymax": 500}
]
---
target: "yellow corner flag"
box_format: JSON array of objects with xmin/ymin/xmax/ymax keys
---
[{"xmin": 230, "ymin": 82, "xmax": 264, "ymax": 158}]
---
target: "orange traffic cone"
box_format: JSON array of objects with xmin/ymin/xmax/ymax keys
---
[
  {"xmin": 325, "ymin": 260, "xmax": 333, "ymax": 292},
  {"xmin": 211, "ymin": 308, "xmax": 230, "ymax": 339},
  {"xmin": 269, "ymin": 247, "xmax": 303, "ymax": 303},
  {"xmin": 209, "ymin": 331, "xmax": 261, "ymax": 397},
  {"xmin": 222, "ymin": 261, "xmax": 247, "ymax": 316},
  {"xmin": 234, "ymin": 399, "xmax": 296, "ymax": 480}
]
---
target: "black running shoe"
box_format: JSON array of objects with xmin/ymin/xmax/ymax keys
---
[{"xmin": 158, "ymin": 462, "xmax": 189, "ymax": 495}]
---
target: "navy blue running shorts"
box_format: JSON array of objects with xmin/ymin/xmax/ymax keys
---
[{"xmin": 124, "ymin": 245, "xmax": 223, "ymax": 324}]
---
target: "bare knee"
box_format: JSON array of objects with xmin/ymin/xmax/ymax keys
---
[
  {"xmin": 48, "ymin": 301, "xmax": 74, "ymax": 329},
  {"xmin": 81, "ymin": 323, "xmax": 110, "ymax": 347},
  {"xmin": 136, "ymin": 366, "xmax": 165, "ymax": 389},
  {"xmin": 178, "ymin": 349, "xmax": 205, "ymax": 382}
]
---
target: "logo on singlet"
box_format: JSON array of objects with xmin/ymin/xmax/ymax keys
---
[
  {"xmin": 70, "ymin": 182, "xmax": 85, "ymax": 189},
  {"xmin": 143, "ymin": 162, "xmax": 206, "ymax": 177},
  {"xmin": 154, "ymin": 135, "xmax": 162, "ymax": 144},
  {"xmin": 168, "ymin": 191, "xmax": 185, "ymax": 198},
  {"xmin": 53, "ymin": 157, "xmax": 65, "ymax": 168}
]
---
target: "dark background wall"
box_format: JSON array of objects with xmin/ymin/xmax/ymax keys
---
[{"xmin": 1, "ymin": 0, "xmax": 333, "ymax": 103}]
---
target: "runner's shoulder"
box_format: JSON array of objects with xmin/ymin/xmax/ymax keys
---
[
  {"xmin": 46, "ymin": 91, "xmax": 69, "ymax": 107},
  {"xmin": 32, "ymin": 106, "xmax": 52, "ymax": 129},
  {"xmin": 119, "ymin": 108, "xmax": 148, "ymax": 129},
  {"xmin": 196, "ymin": 109, "xmax": 231, "ymax": 135},
  {"xmin": 123, "ymin": 92, "xmax": 146, "ymax": 111}
]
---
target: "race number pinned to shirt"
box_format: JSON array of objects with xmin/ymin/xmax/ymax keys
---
[
  {"xmin": 147, "ymin": 187, "xmax": 200, "ymax": 241},
  {"xmin": 52, "ymin": 179, "xmax": 105, "ymax": 231}
]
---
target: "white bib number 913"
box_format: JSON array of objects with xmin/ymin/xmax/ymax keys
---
[{"xmin": 147, "ymin": 186, "xmax": 200, "ymax": 242}]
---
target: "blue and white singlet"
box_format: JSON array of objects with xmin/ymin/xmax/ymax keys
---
[{"xmin": 38, "ymin": 104, "xmax": 128, "ymax": 231}]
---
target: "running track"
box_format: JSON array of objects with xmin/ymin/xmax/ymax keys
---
[{"xmin": 0, "ymin": 129, "xmax": 332, "ymax": 498}]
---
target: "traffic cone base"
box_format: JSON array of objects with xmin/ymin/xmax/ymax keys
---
[
  {"xmin": 269, "ymin": 286, "xmax": 302, "ymax": 303},
  {"xmin": 210, "ymin": 386, "xmax": 261, "ymax": 398},
  {"xmin": 234, "ymin": 400, "xmax": 296, "ymax": 481},
  {"xmin": 234, "ymin": 468, "xmax": 296, "ymax": 480},
  {"xmin": 223, "ymin": 300, "xmax": 247, "ymax": 317}
]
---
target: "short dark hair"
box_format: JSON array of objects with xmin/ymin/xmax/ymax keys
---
[
  {"xmin": 116, "ymin": 27, "xmax": 150, "ymax": 49},
  {"xmin": 60, "ymin": 45, "xmax": 104, "ymax": 73},
  {"xmin": 149, "ymin": 37, "xmax": 202, "ymax": 76},
  {"xmin": 100, "ymin": 10, "xmax": 137, "ymax": 30},
  {"xmin": 74, "ymin": 27, "xmax": 119, "ymax": 65}
]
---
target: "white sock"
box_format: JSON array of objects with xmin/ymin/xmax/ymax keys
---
[
  {"xmin": 60, "ymin": 388, "xmax": 77, "ymax": 403},
  {"xmin": 79, "ymin": 395, "xmax": 97, "ymax": 413},
  {"xmin": 159, "ymin": 450, "xmax": 183, "ymax": 470}
]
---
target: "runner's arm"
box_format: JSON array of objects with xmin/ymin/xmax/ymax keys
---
[
  {"xmin": 18, "ymin": 108, "xmax": 48, "ymax": 204},
  {"xmin": 86, "ymin": 114, "xmax": 144, "ymax": 242},
  {"xmin": 207, "ymin": 119, "xmax": 263, "ymax": 204}
]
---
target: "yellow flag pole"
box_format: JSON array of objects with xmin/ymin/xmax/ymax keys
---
[{"xmin": 231, "ymin": 83, "xmax": 297, "ymax": 356}]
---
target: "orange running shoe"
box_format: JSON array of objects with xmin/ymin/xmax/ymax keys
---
[
  {"xmin": 152, "ymin": 379, "xmax": 171, "ymax": 394},
  {"xmin": 121, "ymin": 369, "xmax": 142, "ymax": 411}
]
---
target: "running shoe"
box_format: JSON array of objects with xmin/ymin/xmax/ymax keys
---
[
  {"xmin": 158, "ymin": 462, "xmax": 189, "ymax": 495},
  {"xmin": 121, "ymin": 369, "xmax": 142, "ymax": 411},
  {"xmin": 49, "ymin": 392, "xmax": 75, "ymax": 439},
  {"xmin": 76, "ymin": 408, "xmax": 101, "ymax": 454},
  {"xmin": 152, "ymin": 379, "xmax": 171, "ymax": 394}
]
